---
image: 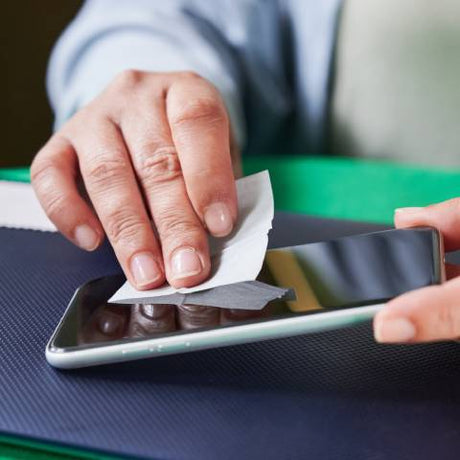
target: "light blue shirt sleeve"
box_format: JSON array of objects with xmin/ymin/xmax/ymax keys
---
[
  {"xmin": 47, "ymin": 0, "xmax": 342, "ymax": 155},
  {"xmin": 47, "ymin": 0, "xmax": 246, "ymax": 145}
]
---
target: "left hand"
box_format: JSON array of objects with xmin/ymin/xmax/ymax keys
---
[{"xmin": 374, "ymin": 199, "xmax": 460, "ymax": 343}]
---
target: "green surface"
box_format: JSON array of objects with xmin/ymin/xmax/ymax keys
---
[
  {"xmin": 243, "ymin": 155, "xmax": 460, "ymax": 224},
  {"xmin": 0, "ymin": 167, "xmax": 30, "ymax": 183},
  {"xmin": 1, "ymin": 156, "xmax": 459, "ymax": 459},
  {"xmin": 0, "ymin": 435, "xmax": 119, "ymax": 460}
]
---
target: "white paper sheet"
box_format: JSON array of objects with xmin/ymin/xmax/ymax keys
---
[
  {"xmin": 0, "ymin": 181, "xmax": 56, "ymax": 231},
  {"xmin": 110, "ymin": 170, "xmax": 274, "ymax": 303}
]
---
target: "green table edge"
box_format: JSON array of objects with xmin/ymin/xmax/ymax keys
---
[
  {"xmin": 243, "ymin": 155, "xmax": 460, "ymax": 224},
  {"xmin": 0, "ymin": 168, "xmax": 30, "ymax": 183},
  {"xmin": 0, "ymin": 435, "xmax": 126, "ymax": 460}
]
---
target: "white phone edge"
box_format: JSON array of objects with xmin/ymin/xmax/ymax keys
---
[{"xmin": 46, "ymin": 303, "xmax": 383, "ymax": 369}]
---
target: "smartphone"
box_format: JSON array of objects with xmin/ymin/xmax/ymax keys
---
[{"xmin": 46, "ymin": 227, "xmax": 445, "ymax": 369}]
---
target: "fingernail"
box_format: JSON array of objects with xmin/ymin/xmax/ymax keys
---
[
  {"xmin": 130, "ymin": 252, "xmax": 163, "ymax": 288},
  {"xmin": 171, "ymin": 247, "xmax": 203, "ymax": 279},
  {"xmin": 74, "ymin": 224, "xmax": 99, "ymax": 251},
  {"xmin": 204, "ymin": 202, "xmax": 233, "ymax": 237},
  {"xmin": 374, "ymin": 317, "xmax": 416, "ymax": 343},
  {"xmin": 395, "ymin": 207, "xmax": 424, "ymax": 215}
]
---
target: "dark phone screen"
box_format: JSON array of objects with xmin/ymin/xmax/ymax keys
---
[{"xmin": 51, "ymin": 228, "xmax": 443, "ymax": 350}]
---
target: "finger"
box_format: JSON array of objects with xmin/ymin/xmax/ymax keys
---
[
  {"xmin": 177, "ymin": 304, "xmax": 220, "ymax": 330},
  {"xmin": 220, "ymin": 308, "xmax": 266, "ymax": 325},
  {"xmin": 128, "ymin": 304, "xmax": 176, "ymax": 336},
  {"xmin": 70, "ymin": 116, "xmax": 165, "ymax": 290},
  {"xmin": 79, "ymin": 305, "xmax": 130, "ymax": 345},
  {"xmin": 31, "ymin": 135, "xmax": 104, "ymax": 251},
  {"xmin": 121, "ymin": 92, "xmax": 211, "ymax": 288},
  {"xmin": 395, "ymin": 198, "xmax": 460, "ymax": 251},
  {"xmin": 167, "ymin": 73, "xmax": 237, "ymax": 237},
  {"xmin": 446, "ymin": 263, "xmax": 460, "ymax": 280},
  {"xmin": 229, "ymin": 124, "xmax": 243, "ymax": 179},
  {"xmin": 374, "ymin": 276, "xmax": 460, "ymax": 343}
]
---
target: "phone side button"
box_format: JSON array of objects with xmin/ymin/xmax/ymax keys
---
[{"xmin": 157, "ymin": 342, "xmax": 190, "ymax": 353}]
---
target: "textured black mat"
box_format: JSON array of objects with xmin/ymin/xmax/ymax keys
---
[{"xmin": 0, "ymin": 213, "xmax": 459, "ymax": 460}]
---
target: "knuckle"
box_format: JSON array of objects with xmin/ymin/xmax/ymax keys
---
[
  {"xmin": 63, "ymin": 110, "xmax": 110, "ymax": 141},
  {"xmin": 111, "ymin": 69, "xmax": 146, "ymax": 90},
  {"xmin": 178, "ymin": 70, "xmax": 203, "ymax": 81},
  {"xmin": 157, "ymin": 210, "xmax": 202, "ymax": 240},
  {"xmin": 30, "ymin": 158, "xmax": 63, "ymax": 200},
  {"xmin": 105, "ymin": 207, "xmax": 147, "ymax": 246},
  {"xmin": 31, "ymin": 136, "xmax": 69, "ymax": 183},
  {"xmin": 72, "ymin": 104, "xmax": 94, "ymax": 122},
  {"xmin": 172, "ymin": 97, "xmax": 226, "ymax": 127},
  {"xmin": 30, "ymin": 156, "xmax": 54, "ymax": 184},
  {"xmin": 42, "ymin": 192, "xmax": 69, "ymax": 222},
  {"xmin": 138, "ymin": 145, "xmax": 182, "ymax": 186},
  {"xmin": 85, "ymin": 156, "xmax": 129, "ymax": 189}
]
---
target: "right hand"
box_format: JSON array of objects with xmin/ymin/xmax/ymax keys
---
[
  {"xmin": 32, "ymin": 70, "xmax": 240, "ymax": 290},
  {"xmin": 374, "ymin": 199, "xmax": 460, "ymax": 343}
]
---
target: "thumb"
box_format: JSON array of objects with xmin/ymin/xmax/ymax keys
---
[
  {"xmin": 394, "ymin": 198, "xmax": 460, "ymax": 251},
  {"xmin": 374, "ymin": 276, "xmax": 460, "ymax": 343}
]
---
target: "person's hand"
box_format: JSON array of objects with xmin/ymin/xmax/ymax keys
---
[
  {"xmin": 32, "ymin": 70, "xmax": 239, "ymax": 290},
  {"xmin": 374, "ymin": 199, "xmax": 460, "ymax": 343}
]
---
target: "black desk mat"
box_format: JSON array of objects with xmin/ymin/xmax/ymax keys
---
[{"xmin": 0, "ymin": 213, "xmax": 459, "ymax": 459}]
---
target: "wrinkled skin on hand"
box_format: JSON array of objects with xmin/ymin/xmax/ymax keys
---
[{"xmin": 32, "ymin": 70, "xmax": 241, "ymax": 291}]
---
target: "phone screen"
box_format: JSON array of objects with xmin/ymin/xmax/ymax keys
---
[{"xmin": 50, "ymin": 228, "xmax": 443, "ymax": 351}]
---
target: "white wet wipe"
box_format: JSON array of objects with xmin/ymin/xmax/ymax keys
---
[{"xmin": 110, "ymin": 171, "xmax": 275, "ymax": 307}]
